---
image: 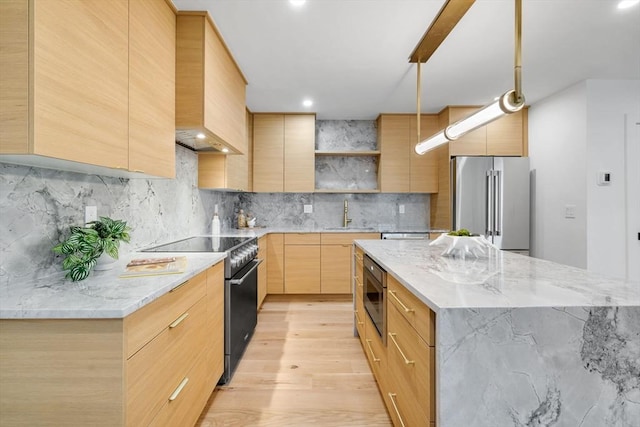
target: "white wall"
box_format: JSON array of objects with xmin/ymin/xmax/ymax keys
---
[
  {"xmin": 529, "ymin": 79, "xmax": 640, "ymax": 280},
  {"xmin": 529, "ymin": 81, "xmax": 588, "ymax": 268}
]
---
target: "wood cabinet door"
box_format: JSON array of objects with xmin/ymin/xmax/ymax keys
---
[
  {"xmin": 267, "ymin": 233, "xmax": 284, "ymax": 294},
  {"xmin": 205, "ymin": 263, "xmax": 224, "ymax": 389},
  {"xmin": 257, "ymin": 236, "xmax": 268, "ymax": 307},
  {"xmin": 410, "ymin": 115, "xmax": 439, "ymax": 193},
  {"xmin": 320, "ymin": 244, "xmax": 351, "ymax": 294},
  {"xmin": 379, "ymin": 115, "xmax": 411, "ymax": 192},
  {"xmin": 253, "ymin": 114, "xmax": 284, "ymax": 192},
  {"xmin": 284, "ymin": 245, "xmax": 320, "ymax": 294},
  {"xmin": 32, "ymin": 0, "xmax": 129, "ymax": 168},
  {"xmin": 203, "ymin": 16, "xmax": 247, "ymax": 154},
  {"xmin": 129, "ymin": 0, "xmax": 176, "ymax": 178},
  {"xmin": 284, "ymin": 114, "xmax": 315, "ymax": 192},
  {"xmin": 486, "ymin": 109, "xmax": 524, "ymax": 156}
]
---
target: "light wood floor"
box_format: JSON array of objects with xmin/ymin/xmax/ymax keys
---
[{"xmin": 195, "ymin": 295, "xmax": 392, "ymax": 427}]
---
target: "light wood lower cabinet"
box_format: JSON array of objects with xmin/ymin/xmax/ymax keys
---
[
  {"xmin": 0, "ymin": 263, "xmax": 224, "ymax": 427},
  {"xmin": 284, "ymin": 233, "xmax": 321, "ymax": 294},
  {"xmin": 257, "ymin": 235, "xmax": 268, "ymax": 307},
  {"xmin": 267, "ymin": 233, "xmax": 284, "ymax": 294},
  {"xmin": 321, "ymin": 233, "xmax": 379, "ymax": 294}
]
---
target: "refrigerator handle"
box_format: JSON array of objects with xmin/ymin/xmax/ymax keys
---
[
  {"xmin": 494, "ymin": 170, "xmax": 501, "ymax": 236},
  {"xmin": 486, "ymin": 170, "xmax": 493, "ymax": 236}
]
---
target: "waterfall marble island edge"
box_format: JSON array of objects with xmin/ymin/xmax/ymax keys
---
[{"xmin": 354, "ymin": 239, "xmax": 640, "ymax": 427}]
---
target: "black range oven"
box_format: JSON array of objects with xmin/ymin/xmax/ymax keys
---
[
  {"xmin": 142, "ymin": 235, "xmax": 261, "ymax": 384},
  {"xmin": 363, "ymin": 254, "xmax": 387, "ymax": 345}
]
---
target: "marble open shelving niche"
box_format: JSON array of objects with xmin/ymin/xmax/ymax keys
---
[{"xmin": 314, "ymin": 151, "xmax": 380, "ymax": 193}]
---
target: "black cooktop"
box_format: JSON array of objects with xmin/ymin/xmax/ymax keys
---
[{"xmin": 142, "ymin": 236, "xmax": 252, "ymax": 253}]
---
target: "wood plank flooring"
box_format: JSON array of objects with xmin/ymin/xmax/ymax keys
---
[{"xmin": 195, "ymin": 295, "xmax": 392, "ymax": 427}]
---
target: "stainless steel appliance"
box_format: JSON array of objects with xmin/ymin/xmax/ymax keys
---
[
  {"xmin": 142, "ymin": 235, "xmax": 260, "ymax": 384},
  {"xmin": 382, "ymin": 232, "xmax": 430, "ymax": 240},
  {"xmin": 451, "ymin": 156, "xmax": 530, "ymax": 251},
  {"xmin": 363, "ymin": 254, "xmax": 387, "ymax": 345}
]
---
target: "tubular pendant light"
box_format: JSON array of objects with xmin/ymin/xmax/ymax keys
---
[{"xmin": 416, "ymin": 0, "xmax": 525, "ymax": 155}]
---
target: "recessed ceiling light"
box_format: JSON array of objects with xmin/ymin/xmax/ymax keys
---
[
  {"xmin": 221, "ymin": 148, "xmax": 230, "ymax": 153},
  {"xmin": 196, "ymin": 133, "xmax": 206, "ymax": 139},
  {"xmin": 302, "ymin": 99, "xmax": 313, "ymax": 107},
  {"xmin": 289, "ymin": 0, "xmax": 306, "ymax": 7},
  {"xmin": 618, "ymin": 0, "xmax": 639, "ymax": 9}
]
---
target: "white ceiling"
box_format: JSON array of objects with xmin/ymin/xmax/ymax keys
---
[{"xmin": 171, "ymin": 0, "xmax": 640, "ymax": 120}]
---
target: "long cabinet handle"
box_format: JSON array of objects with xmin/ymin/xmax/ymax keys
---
[
  {"xmin": 354, "ymin": 276, "xmax": 362, "ymax": 287},
  {"xmin": 169, "ymin": 312, "xmax": 189, "ymax": 329},
  {"xmin": 388, "ymin": 333, "xmax": 415, "ymax": 365},
  {"xmin": 389, "ymin": 291, "xmax": 414, "ymax": 313},
  {"xmin": 354, "ymin": 254, "xmax": 363, "ymax": 262},
  {"xmin": 388, "ymin": 393, "xmax": 407, "ymax": 427},
  {"xmin": 365, "ymin": 339, "xmax": 380, "ymax": 363},
  {"xmin": 168, "ymin": 377, "xmax": 189, "ymax": 401},
  {"xmin": 170, "ymin": 280, "xmax": 188, "ymax": 293},
  {"xmin": 354, "ymin": 310, "xmax": 364, "ymax": 326}
]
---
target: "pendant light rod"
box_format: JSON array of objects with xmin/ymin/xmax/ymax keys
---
[
  {"xmin": 417, "ymin": 61, "xmax": 421, "ymax": 142},
  {"xmin": 514, "ymin": 0, "xmax": 523, "ymax": 104}
]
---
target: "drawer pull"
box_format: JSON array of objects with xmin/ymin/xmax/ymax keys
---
[
  {"xmin": 354, "ymin": 276, "xmax": 362, "ymax": 287},
  {"xmin": 388, "ymin": 393, "xmax": 407, "ymax": 427},
  {"xmin": 389, "ymin": 290, "xmax": 414, "ymax": 313},
  {"xmin": 354, "ymin": 254, "xmax": 363, "ymax": 262},
  {"xmin": 168, "ymin": 377, "xmax": 189, "ymax": 401},
  {"xmin": 354, "ymin": 311, "xmax": 364, "ymax": 326},
  {"xmin": 388, "ymin": 333, "xmax": 415, "ymax": 365},
  {"xmin": 170, "ymin": 280, "xmax": 188, "ymax": 293},
  {"xmin": 365, "ymin": 339, "xmax": 380, "ymax": 363},
  {"xmin": 169, "ymin": 312, "xmax": 189, "ymax": 329}
]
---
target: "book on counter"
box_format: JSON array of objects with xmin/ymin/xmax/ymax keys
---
[{"xmin": 120, "ymin": 256, "xmax": 188, "ymax": 278}]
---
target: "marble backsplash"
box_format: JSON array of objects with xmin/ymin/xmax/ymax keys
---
[{"xmin": 0, "ymin": 143, "xmax": 429, "ymax": 284}]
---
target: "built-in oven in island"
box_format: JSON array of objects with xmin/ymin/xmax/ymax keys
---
[{"xmin": 363, "ymin": 254, "xmax": 387, "ymax": 345}]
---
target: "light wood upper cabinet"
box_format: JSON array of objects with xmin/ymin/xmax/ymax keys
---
[
  {"xmin": 129, "ymin": 0, "xmax": 176, "ymax": 178},
  {"xmin": 253, "ymin": 113, "xmax": 315, "ymax": 193},
  {"xmin": 198, "ymin": 110, "xmax": 253, "ymax": 191},
  {"xmin": 378, "ymin": 115, "xmax": 411, "ymax": 193},
  {"xmin": 378, "ymin": 114, "xmax": 438, "ymax": 193},
  {"xmin": 284, "ymin": 114, "xmax": 315, "ymax": 192},
  {"xmin": 176, "ymin": 12, "xmax": 247, "ymax": 155},
  {"xmin": 0, "ymin": 0, "xmax": 176, "ymax": 178}
]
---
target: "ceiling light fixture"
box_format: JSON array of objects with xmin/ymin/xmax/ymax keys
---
[
  {"xmin": 221, "ymin": 147, "xmax": 230, "ymax": 153},
  {"xmin": 618, "ymin": 0, "xmax": 639, "ymax": 9},
  {"xmin": 196, "ymin": 132, "xmax": 206, "ymax": 139},
  {"xmin": 289, "ymin": 0, "xmax": 306, "ymax": 7},
  {"xmin": 302, "ymin": 99, "xmax": 313, "ymax": 107},
  {"xmin": 415, "ymin": 0, "xmax": 525, "ymax": 155}
]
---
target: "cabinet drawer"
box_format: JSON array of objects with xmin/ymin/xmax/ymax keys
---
[
  {"xmin": 387, "ymin": 302, "xmax": 434, "ymax": 424},
  {"xmin": 148, "ymin": 351, "xmax": 211, "ymax": 427},
  {"xmin": 284, "ymin": 233, "xmax": 320, "ymax": 245},
  {"xmin": 320, "ymin": 232, "xmax": 379, "ymax": 245},
  {"xmin": 387, "ymin": 275, "xmax": 435, "ymax": 346},
  {"xmin": 125, "ymin": 271, "xmax": 207, "ymax": 358},
  {"xmin": 126, "ymin": 297, "xmax": 207, "ymax": 427},
  {"xmin": 363, "ymin": 312, "xmax": 386, "ymax": 389},
  {"xmin": 355, "ymin": 294, "xmax": 366, "ymax": 344}
]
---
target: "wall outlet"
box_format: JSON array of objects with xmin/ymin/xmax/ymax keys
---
[
  {"xmin": 85, "ymin": 206, "xmax": 98, "ymax": 224},
  {"xmin": 564, "ymin": 204, "xmax": 576, "ymax": 219},
  {"xmin": 399, "ymin": 204, "xmax": 405, "ymax": 214},
  {"xmin": 303, "ymin": 204, "xmax": 313, "ymax": 214}
]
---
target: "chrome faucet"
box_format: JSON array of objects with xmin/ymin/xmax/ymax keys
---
[{"xmin": 343, "ymin": 199, "xmax": 352, "ymax": 228}]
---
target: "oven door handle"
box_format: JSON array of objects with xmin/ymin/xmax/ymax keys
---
[{"xmin": 229, "ymin": 259, "xmax": 262, "ymax": 285}]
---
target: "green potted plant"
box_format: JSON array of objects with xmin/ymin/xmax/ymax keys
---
[{"xmin": 52, "ymin": 216, "xmax": 131, "ymax": 281}]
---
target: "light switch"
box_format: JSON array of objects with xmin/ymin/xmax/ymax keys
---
[
  {"xmin": 564, "ymin": 204, "xmax": 576, "ymax": 219},
  {"xmin": 303, "ymin": 204, "xmax": 313, "ymax": 214}
]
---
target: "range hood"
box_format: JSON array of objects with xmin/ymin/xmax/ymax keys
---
[{"xmin": 175, "ymin": 129, "xmax": 239, "ymax": 153}]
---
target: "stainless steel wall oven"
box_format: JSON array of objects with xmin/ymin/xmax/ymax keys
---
[{"xmin": 363, "ymin": 254, "xmax": 387, "ymax": 345}]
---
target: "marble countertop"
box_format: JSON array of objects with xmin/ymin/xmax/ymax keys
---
[
  {"xmin": 0, "ymin": 252, "xmax": 226, "ymax": 319},
  {"xmin": 355, "ymin": 239, "xmax": 640, "ymax": 312}
]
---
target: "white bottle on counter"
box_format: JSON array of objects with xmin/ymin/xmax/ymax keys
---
[{"xmin": 212, "ymin": 212, "xmax": 221, "ymax": 236}]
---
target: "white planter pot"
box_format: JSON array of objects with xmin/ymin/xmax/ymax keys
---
[{"xmin": 94, "ymin": 252, "xmax": 117, "ymax": 271}]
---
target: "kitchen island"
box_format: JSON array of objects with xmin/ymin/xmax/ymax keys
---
[{"xmin": 355, "ymin": 239, "xmax": 639, "ymax": 427}]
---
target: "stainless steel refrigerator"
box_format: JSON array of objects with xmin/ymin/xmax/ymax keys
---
[{"xmin": 451, "ymin": 156, "xmax": 530, "ymax": 251}]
